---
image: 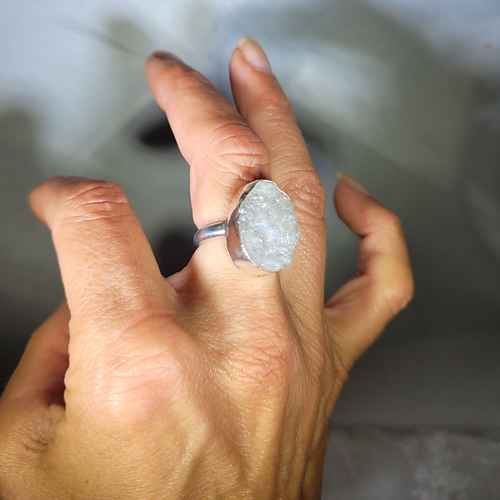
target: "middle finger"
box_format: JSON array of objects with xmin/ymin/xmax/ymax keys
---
[{"xmin": 145, "ymin": 52, "xmax": 270, "ymax": 231}]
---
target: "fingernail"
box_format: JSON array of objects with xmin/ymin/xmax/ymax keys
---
[
  {"xmin": 336, "ymin": 172, "xmax": 370, "ymax": 195},
  {"xmin": 238, "ymin": 37, "xmax": 272, "ymax": 74},
  {"xmin": 151, "ymin": 51, "xmax": 183, "ymax": 63}
]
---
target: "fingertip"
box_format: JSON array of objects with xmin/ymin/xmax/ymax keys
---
[
  {"xmin": 229, "ymin": 44, "xmax": 252, "ymax": 75},
  {"xmin": 29, "ymin": 176, "xmax": 88, "ymax": 226},
  {"xmin": 145, "ymin": 52, "xmax": 182, "ymax": 92},
  {"xmin": 237, "ymin": 37, "xmax": 272, "ymax": 74},
  {"xmin": 146, "ymin": 52, "xmax": 187, "ymax": 73},
  {"xmin": 149, "ymin": 51, "xmax": 179, "ymax": 62},
  {"xmin": 29, "ymin": 179, "xmax": 51, "ymax": 225},
  {"xmin": 334, "ymin": 174, "xmax": 399, "ymax": 240},
  {"xmin": 229, "ymin": 40, "xmax": 278, "ymax": 92},
  {"xmin": 229, "ymin": 45, "xmax": 243, "ymax": 70},
  {"xmin": 333, "ymin": 175, "xmax": 368, "ymax": 229},
  {"xmin": 333, "ymin": 174, "xmax": 371, "ymax": 214},
  {"xmin": 336, "ymin": 172, "xmax": 370, "ymax": 196},
  {"xmin": 145, "ymin": 52, "xmax": 166, "ymax": 80},
  {"xmin": 229, "ymin": 42, "xmax": 293, "ymax": 131},
  {"xmin": 228, "ymin": 46, "xmax": 242, "ymax": 78}
]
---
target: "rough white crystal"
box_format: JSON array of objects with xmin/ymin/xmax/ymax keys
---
[{"xmin": 238, "ymin": 180, "xmax": 301, "ymax": 272}]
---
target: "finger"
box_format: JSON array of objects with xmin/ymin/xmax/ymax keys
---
[
  {"xmin": 145, "ymin": 52, "xmax": 270, "ymax": 230},
  {"xmin": 229, "ymin": 38, "xmax": 327, "ymax": 314},
  {"xmin": 229, "ymin": 38, "xmax": 325, "ymax": 225},
  {"xmin": 325, "ymin": 174, "xmax": 414, "ymax": 371},
  {"xmin": 29, "ymin": 177, "xmax": 172, "ymax": 344},
  {"xmin": 1, "ymin": 302, "xmax": 69, "ymax": 407}
]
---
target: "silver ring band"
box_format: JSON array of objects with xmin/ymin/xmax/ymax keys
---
[{"xmin": 193, "ymin": 222, "xmax": 227, "ymax": 247}]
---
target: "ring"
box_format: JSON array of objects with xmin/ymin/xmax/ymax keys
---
[{"xmin": 193, "ymin": 180, "xmax": 301, "ymax": 275}]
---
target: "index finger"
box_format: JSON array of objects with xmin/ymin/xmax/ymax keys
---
[{"xmin": 29, "ymin": 177, "xmax": 172, "ymax": 344}]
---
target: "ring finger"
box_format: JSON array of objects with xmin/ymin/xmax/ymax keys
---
[{"xmin": 229, "ymin": 39, "xmax": 327, "ymax": 316}]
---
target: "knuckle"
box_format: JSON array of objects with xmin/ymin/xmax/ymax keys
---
[
  {"xmin": 334, "ymin": 364, "xmax": 349, "ymax": 387},
  {"xmin": 383, "ymin": 274, "xmax": 415, "ymax": 317},
  {"xmin": 57, "ymin": 180, "xmax": 135, "ymax": 226},
  {"xmin": 399, "ymin": 276, "xmax": 415, "ymax": 308},
  {"xmin": 66, "ymin": 336, "xmax": 186, "ymax": 429},
  {"xmin": 279, "ymin": 169, "xmax": 326, "ymax": 223},
  {"xmin": 382, "ymin": 210, "xmax": 404, "ymax": 235},
  {"xmin": 202, "ymin": 122, "xmax": 270, "ymax": 177}
]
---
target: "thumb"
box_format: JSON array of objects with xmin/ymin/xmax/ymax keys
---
[
  {"xmin": 325, "ymin": 174, "xmax": 413, "ymax": 371},
  {"xmin": 1, "ymin": 302, "xmax": 69, "ymax": 408}
]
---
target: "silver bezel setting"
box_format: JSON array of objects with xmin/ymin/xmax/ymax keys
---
[{"xmin": 194, "ymin": 180, "xmax": 300, "ymax": 275}]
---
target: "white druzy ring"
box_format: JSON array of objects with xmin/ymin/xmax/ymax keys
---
[{"xmin": 193, "ymin": 180, "xmax": 301, "ymax": 275}]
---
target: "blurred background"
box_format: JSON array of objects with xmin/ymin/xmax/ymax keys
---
[{"xmin": 1, "ymin": 0, "xmax": 500, "ymax": 498}]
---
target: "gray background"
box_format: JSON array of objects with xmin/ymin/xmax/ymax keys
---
[{"xmin": 1, "ymin": 1, "xmax": 500, "ymax": 498}]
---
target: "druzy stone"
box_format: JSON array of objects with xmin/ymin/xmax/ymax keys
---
[{"xmin": 237, "ymin": 180, "xmax": 301, "ymax": 272}]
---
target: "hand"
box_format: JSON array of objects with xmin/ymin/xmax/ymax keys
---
[{"xmin": 0, "ymin": 38, "xmax": 413, "ymax": 499}]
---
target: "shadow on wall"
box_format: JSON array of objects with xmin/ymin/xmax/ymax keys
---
[{"xmin": 154, "ymin": 229, "xmax": 196, "ymax": 279}]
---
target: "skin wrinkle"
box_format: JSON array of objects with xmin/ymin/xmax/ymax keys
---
[
  {"xmin": 276, "ymin": 395, "xmax": 306, "ymax": 497},
  {"xmin": 276, "ymin": 176, "xmax": 326, "ymax": 223},
  {"xmin": 203, "ymin": 166, "xmax": 248, "ymax": 195},
  {"xmin": 224, "ymin": 338, "xmax": 296, "ymax": 393},
  {"xmin": 213, "ymin": 333, "xmax": 295, "ymax": 403},
  {"xmin": 202, "ymin": 155, "xmax": 260, "ymax": 185},
  {"xmin": 198, "ymin": 132, "xmax": 269, "ymax": 173},
  {"xmin": 54, "ymin": 212, "xmax": 138, "ymax": 227},
  {"xmin": 209, "ymin": 147, "xmax": 269, "ymax": 172},
  {"xmin": 90, "ymin": 360, "xmax": 169, "ymax": 401},
  {"xmin": 179, "ymin": 393, "xmax": 244, "ymax": 492},
  {"xmin": 71, "ymin": 257, "xmax": 160, "ymax": 296},
  {"xmin": 61, "ymin": 181, "xmax": 131, "ymax": 205},
  {"xmin": 203, "ymin": 121, "xmax": 258, "ymax": 148},
  {"xmin": 70, "ymin": 312, "xmax": 172, "ymax": 364},
  {"xmin": 73, "ymin": 368, "xmax": 181, "ymax": 430},
  {"xmin": 278, "ymin": 322, "xmax": 329, "ymax": 487},
  {"xmin": 59, "ymin": 179, "xmax": 118, "ymax": 199},
  {"xmin": 380, "ymin": 281, "xmax": 414, "ymax": 319},
  {"xmin": 264, "ymin": 122, "xmax": 299, "ymax": 148},
  {"xmin": 51, "ymin": 184, "xmax": 139, "ymax": 242},
  {"xmin": 254, "ymin": 88, "xmax": 294, "ymax": 117},
  {"xmin": 68, "ymin": 196, "xmax": 131, "ymax": 208},
  {"xmin": 218, "ymin": 145, "xmax": 270, "ymax": 157}
]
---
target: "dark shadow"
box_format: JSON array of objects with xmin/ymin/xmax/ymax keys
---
[
  {"xmin": 0, "ymin": 318, "xmax": 29, "ymax": 393},
  {"xmin": 153, "ymin": 227, "xmax": 197, "ymax": 278},
  {"xmin": 136, "ymin": 116, "xmax": 177, "ymax": 149}
]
